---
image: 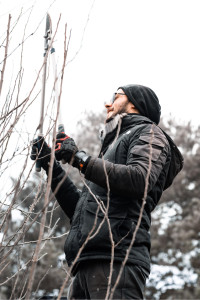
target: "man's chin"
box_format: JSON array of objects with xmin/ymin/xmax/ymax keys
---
[{"xmin": 105, "ymin": 111, "xmax": 115, "ymax": 122}]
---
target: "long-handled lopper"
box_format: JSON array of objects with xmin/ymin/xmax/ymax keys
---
[{"xmin": 36, "ymin": 14, "xmax": 52, "ymax": 172}]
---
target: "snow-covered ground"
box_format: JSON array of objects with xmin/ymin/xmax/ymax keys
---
[{"xmin": 147, "ymin": 263, "xmax": 198, "ymax": 299}]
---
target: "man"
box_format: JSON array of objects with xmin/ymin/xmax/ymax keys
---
[{"xmin": 31, "ymin": 84, "xmax": 183, "ymax": 299}]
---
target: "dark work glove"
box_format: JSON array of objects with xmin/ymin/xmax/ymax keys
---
[
  {"xmin": 55, "ymin": 132, "xmax": 78, "ymax": 163},
  {"xmin": 31, "ymin": 137, "xmax": 63, "ymax": 177},
  {"xmin": 55, "ymin": 132, "xmax": 91, "ymax": 172},
  {"xmin": 31, "ymin": 138, "xmax": 51, "ymax": 172}
]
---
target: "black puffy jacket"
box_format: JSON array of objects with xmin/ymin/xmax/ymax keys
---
[{"xmin": 51, "ymin": 114, "xmax": 183, "ymax": 273}]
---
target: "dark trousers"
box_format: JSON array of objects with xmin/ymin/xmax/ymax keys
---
[{"xmin": 68, "ymin": 261, "xmax": 148, "ymax": 299}]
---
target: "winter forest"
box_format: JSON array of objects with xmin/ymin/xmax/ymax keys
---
[{"xmin": 1, "ymin": 1, "xmax": 200, "ymax": 299}]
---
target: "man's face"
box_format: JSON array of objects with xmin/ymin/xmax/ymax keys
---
[{"xmin": 105, "ymin": 88, "xmax": 131, "ymax": 122}]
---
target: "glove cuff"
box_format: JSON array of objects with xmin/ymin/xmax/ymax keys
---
[
  {"xmin": 73, "ymin": 151, "xmax": 91, "ymax": 173},
  {"xmin": 45, "ymin": 160, "xmax": 63, "ymax": 178}
]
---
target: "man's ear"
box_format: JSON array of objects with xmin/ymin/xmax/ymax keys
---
[{"xmin": 128, "ymin": 102, "xmax": 140, "ymax": 114}]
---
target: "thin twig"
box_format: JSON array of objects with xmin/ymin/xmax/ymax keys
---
[
  {"xmin": 0, "ymin": 14, "xmax": 11, "ymax": 96},
  {"xmin": 1, "ymin": 232, "xmax": 69, "ymax": 247}
]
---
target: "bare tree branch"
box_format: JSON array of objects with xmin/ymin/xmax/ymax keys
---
[{"xmin": 0, "ymin": 14, "xmax": 11, "ymax": 96}]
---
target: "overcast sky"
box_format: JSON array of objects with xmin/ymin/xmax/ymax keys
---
[{"xmin": 1, "ymin": 0, "xmax": 200, "ymax": 135}]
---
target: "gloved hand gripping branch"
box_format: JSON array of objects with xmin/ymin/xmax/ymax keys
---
[
  {"xmin": 55, "ymin": 132, "xmax": 90, "ymax": 173},
  {"xmin": 30, "ymin": 138, "xmax": 63, "ymax": 177}
]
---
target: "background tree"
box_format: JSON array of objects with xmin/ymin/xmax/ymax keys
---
[{"xmin": 146, "ymin": 119, "xmax": 200, "ymax": 299}]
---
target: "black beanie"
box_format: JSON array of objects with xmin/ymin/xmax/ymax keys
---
[{"xmin": 118, "ymin": 84, "xmax": 161, "ymax": 124}]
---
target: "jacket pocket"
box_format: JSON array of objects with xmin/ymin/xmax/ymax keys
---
[{"xmin": 130, "ymin": 134, "xmax": 165, "ymax": 162}]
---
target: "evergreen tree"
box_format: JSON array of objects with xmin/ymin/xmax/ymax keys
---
[{"xmin": 146, "ymin": 119, "xmax": 200, "ymax": 299}]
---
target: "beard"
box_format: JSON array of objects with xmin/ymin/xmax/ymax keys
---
[{"xmin": 105, "ymin": 106, "xmax": 129, "ymax": 123}]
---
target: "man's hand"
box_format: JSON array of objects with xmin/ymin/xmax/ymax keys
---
[
  {"xmin": 31, "ymin": 137, "xmax": 63, "ymax": 177},
  {"xmin": 55, "ymin": 132, "xmax": 78, "ymax": 164},
  {"xmin": 55, "ymin": 132, "xmax": 90, "ymax": 172},
  {"xmin": 31, "ymin": 138, "xmax": 51, "ymax": 172}
]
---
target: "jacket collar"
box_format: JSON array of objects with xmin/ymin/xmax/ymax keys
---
[
  {"xmin": 121, "ymin": 114, "xmax": 153, "ymax": 133},
  {"xmin": 99, "ymin": 114, "xmax": 153, "ymax": 153},
  {"xmin": 100, "ymin": 114, "xmax": 153, "ymax": 140}
]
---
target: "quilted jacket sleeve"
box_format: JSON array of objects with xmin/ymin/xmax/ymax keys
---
[
  {"xmin": 51, "ymin": 170, "xmax": 80, "ymax": 219},
  {"xmin": 84, "ymin": 124, "xmax": 171, "ymax": 198}
]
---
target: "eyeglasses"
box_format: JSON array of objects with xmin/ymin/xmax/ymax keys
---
[{"xmin": 111, "ymin": 92, "xmax": 126, "ymax": 103}]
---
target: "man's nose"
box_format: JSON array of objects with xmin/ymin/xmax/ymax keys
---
[{"xmin": 105, "ymin": 102, "xmax": 112, "ymax": 109}]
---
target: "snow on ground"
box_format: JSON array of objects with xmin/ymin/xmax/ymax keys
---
[{"xmin": 146, "ymin": 264, "xmax": 198, "ymax": 299}]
